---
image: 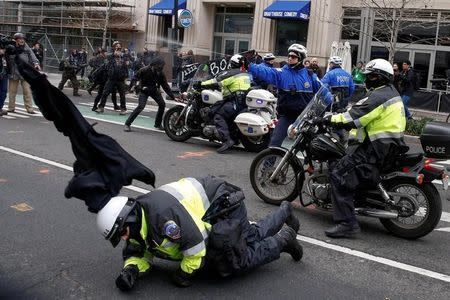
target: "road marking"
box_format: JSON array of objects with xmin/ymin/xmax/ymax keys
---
[
  {"xmin": 1, "ymin": 145, "xmax": 450, "ymax": 283},
  {"xmin": 177, "ymin": 151, "xmax": 213, "ymax": 159},
  {"xmin": 1, "ymin": 115, "xmax": 15, "ymax": 119},
  {"xmin": 297, "ymin": 235, "xmax": 450, "ymax": 283},
  {"xmin": 7, "ymin": 112, "xmax": 30, "ymax": 119},
  {"xmin": 11, "ymin": 202, "xmax": 33, "ymax": 212},
  {"xmin": 39, "ymin": 168, "xmax": 50, "ymax": 174},
  {"xmin": 435, "ymin": 227, "xmax": 450, "ymax": 232}
]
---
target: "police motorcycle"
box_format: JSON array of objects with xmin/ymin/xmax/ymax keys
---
[
  {"xmin": 163, "ymin": 63, "xmax": 278, "ymax": 153},
  {"xmin": 250, "ymin": 85, "xmax": 447, "ymax": 239}
]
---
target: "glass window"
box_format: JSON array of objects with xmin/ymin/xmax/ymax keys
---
[
  {"xmin": 341, "ymin": 18, "xmax": 361, "ymax": 40},
  {"xmin": 213, "ymin": 36, "xmax": 222, "ymax": 59},
  {"xmin": 372, "ymin": 20, "xmax": 390, "ymax": 42},
  {"xmin": 224, "ymin": 15, "xmax": 253, "ymax": 34},
  {"xmin": 370, "ymin": 46, "xmax": 389, "ymax": 60},
  {"xmin": 394, "ymin": 51, "xmax": 410, "ymax": 65},
  {"xmin": 238, "ymin": 40, "xmax": 249, "ymax": 53},
  {"xmin": 433, "ymin": 51, "xmax": 450, "ymax": 80},
  {"xmin": 438, "ymin": 23, "xmax": 450, "ymax": 46},
  {"xmin": 397, "ymin": 21, "xmax": 437, "ymax": 45},
  {"xmin": 274, "ymin": 20, "xmax": 308, "ymax": 56},
  {"xmin": 214, "ymin": 14, "xmax": 224, "ymax": 32}
]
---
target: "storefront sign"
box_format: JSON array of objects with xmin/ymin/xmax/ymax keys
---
[
  {"xmin": 178, "ymin": 9, "xmax": 193, "ymax": 28},
  {"xmin": 263, "ymin": 11, "xmax": 309, "ymax": 19}
]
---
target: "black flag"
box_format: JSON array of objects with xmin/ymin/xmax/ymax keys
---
[{"xmin": 17, "ymin": 58, "xmax": 155, "ymax": 213}]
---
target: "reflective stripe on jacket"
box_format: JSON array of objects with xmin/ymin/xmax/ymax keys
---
[
  {"xmin": 330, "ymin": 84, "xmax": 406, "ymax": 160},
  {"xmin": 124, "ymin": 178, "xmax": 211, "ymax": 275},
  {"xmin": 202, "ymin": 69, "xmax": 251, "ymax": 97}
]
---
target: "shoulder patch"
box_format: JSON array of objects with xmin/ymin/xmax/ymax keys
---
[
  {"xmin": 164, "ymin": 220, "xmax": 181, "ymax": 240},
  {"xmin": 304, "ymin": 82, "xmax": 311, "ymax": 89}
]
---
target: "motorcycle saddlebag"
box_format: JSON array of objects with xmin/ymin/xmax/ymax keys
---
[
  {"xmin": 234, "ymin": 112, "xmax": 269, "ymax": 137},
  {"xmin": 419, "ymin": 121, "xmax": 450, "ymax": 159}
]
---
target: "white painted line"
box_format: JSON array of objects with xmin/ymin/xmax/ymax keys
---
[
  {"xmin": 7, "ymin": 112, "xmax": 30, "ymax": 119},
  {"xmin": 297, "ymin": 235, "xmax": 450, "ymax": 283},
  {"xmin": 435, "ymin": 227, "xmax": 450, "ymax": 232},
  {"xmin": 1, "ymin": 115, "xmax": 15, "ymax": 119},
  {"xmin": 1, "ymin": 145, "xmax": 450, "ymax": 283}
]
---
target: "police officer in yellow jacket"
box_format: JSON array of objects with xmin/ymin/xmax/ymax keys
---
[
  {"xmin": 96, "ymin": 176, "xmax": 302, "ymax": 291},
  {"xmin": 315, "ymin": 59, "xmax": 407, "ymax": 238},
  {"xmin": 200, "ymin": 54, "xmax": 252, "ymax": 153}
]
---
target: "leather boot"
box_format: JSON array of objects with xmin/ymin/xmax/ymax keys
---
[
  {"xmin": 275, "ymin": 226, "xmax": 303, "ymax": 261},
  {"xmin": 325, "ymin": 223, "xmax": 360, "ymax": 238}
]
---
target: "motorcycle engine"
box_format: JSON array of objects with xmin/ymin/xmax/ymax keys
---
[
  {"xmin": 311, "ymin": 183, "xmax": 330, "ymax": 201},
  {"xmin": 199, "ymin": 107, "xmax": 211, "ymax": 123}
]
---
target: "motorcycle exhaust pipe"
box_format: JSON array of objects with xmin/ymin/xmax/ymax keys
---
[{"xmin": 355, "ymin": 208, "xmax": 398, "ymax": 219}]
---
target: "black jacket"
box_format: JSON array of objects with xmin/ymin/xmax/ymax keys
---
[
  {"xmin": 106, "ymin": 55, "xmax": 128, "ymax": 81},
  {"xmin": 17, "ymin": 58, "xmax": 155, "ymax": 213},
  {"xmin": 400, "ymin": 69, "xmax": 418, "ymax": 97},
  {"xmin": 136, "ymin": 64, "xmax": 175, "ymax": 98}
]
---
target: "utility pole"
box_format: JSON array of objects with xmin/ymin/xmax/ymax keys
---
[{"xmin": 171, "ymin": 0, "xmax": 179, "ymax": 90}]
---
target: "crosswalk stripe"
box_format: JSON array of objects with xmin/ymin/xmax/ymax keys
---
[
  {"xmin": 1, "ymin": 115, "xmax": 15, "ymax": 119},
  {"xmin": 7, "ymin": 112, "xmax": 30, "ymax": 119}
]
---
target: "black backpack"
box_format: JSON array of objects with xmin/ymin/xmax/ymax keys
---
[{"xmin": 206, "ymin": 218, "xmax": 246, "ymax": 277}]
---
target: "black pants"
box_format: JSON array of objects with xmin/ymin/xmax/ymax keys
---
[
  {"xmin": 213, "ymin": 97, "xmax": 245, "ymax": 142},
  {"xmin": 226, "ymin": 202, "xmax": 289, "ymax": 271},
  {"xmin": 329, "ymin": 143, "xmax": 381, "ymax": 226},
  {"xmin": 93, "ymin": 82, "xmax": 118, "ymax": 110},
  {"xmin": 99, "ymin": 80, "xmax": 126, "ymax": 110},
  {"xmin": 58, "ymin": 72, "xmax": 79, "ymax": 95},
  {"xmin": 125, "ymin": 90, "xmax": 165, "ymax": 127}
]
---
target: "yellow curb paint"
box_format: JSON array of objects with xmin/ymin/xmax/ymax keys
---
[{"xmin": 11, "ymin": 203, "xmax": 33, "ymax": 212}]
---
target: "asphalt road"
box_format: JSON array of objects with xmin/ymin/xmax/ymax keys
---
[{"xmin": 1, "ymin": 87, "xmax": 450, "ymax": 299}]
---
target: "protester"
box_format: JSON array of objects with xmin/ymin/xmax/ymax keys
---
[
  {"xmin": 310, "ymin": 57, "xmax": 323, "ymax": 78},
  {"xmin": 58, "ymin": 49, "xmax": 82, "ymax": 97},
  {"xmin": 6, "ymin": 32, "xmax": 40, "ymax": 114},
  {"xmin": 78, "ymin": 48, "xmax": 88, "ymax": 78},
  {"xmin": 352, "ymin": 61, "xmax": 365, "ymax": 85},
  {"xmin": 400, "ymin": 60, "xmax": 418, "ymax": 119},
  {"xmin": 32, "ymin": 42, "xmax": 44, "ymax": 69},
  {"xmin": 392, "ymin": 62, "xmax": 402, "ymax": 93}
]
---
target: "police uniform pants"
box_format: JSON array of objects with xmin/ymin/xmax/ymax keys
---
[
  {"xmin": 269, "ymin": 115, "xmax": 297, "ymax": 147},
  {"xmin": 329, "ymin": 144, "xmax": 381, "ymax": 226},
  {"xmin": 58, "ymin": 73, "xmax": 79, "ymax": 95},
  {"xmin": 99, "ymin": 80, "xmax": 126, "ymax": 110},
  {"xmin": 226, "ymin": 202, "xmax": 290, "ymax": 271},
  {"xmin": 125, "ymin": 90, "xmax": 165, "ymax": 127},
  {"xmin": 213, "ymin": 101, "xmax": 240, "ymax": 142}
]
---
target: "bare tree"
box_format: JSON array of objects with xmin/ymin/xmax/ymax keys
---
[{"xmin": 341, "ymin": 0, "xmax": 439, "ymax": 63}]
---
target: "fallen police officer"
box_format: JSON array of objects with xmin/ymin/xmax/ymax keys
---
[{"xmin": 97, "ymin": 176, "xmax": 303, "ymax": 291}]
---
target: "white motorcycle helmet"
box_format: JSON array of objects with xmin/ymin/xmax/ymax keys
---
[
  {"xmin": 329, "ymin": 56, "xmax": 343, "ymax": 66},
  {"xmin": 230, "ymin": 54, "xmax": 243, "ymax": 68},
  {"xmin": 97, "ymin": 196, "xmax": 137, "ymax": 247},
  {"xmin": 263, "ymin": 53, "xmax": 276, "ymax": 61},
  {"xmin": 363, "ymin": 58, "xmax": 394, "ymax": 89},
  {"xmin": 287, "ymin": 43, "xmax": 308, "ymax": 61}
]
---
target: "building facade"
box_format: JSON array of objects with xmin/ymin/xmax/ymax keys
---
[{"xmin": 137, "ymin": 0, "xmax": 449, "ymax": 89}]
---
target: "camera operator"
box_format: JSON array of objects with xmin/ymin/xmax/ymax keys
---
[{"xmin": 6, "ymin": 33, "xmax": 40, "ymax": 114}]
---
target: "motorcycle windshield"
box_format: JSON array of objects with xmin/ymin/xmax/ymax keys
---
[
  {"xmin": 187, "ymin": 63, "xmax": 213, "ymax": 92},
  {"xmin": 289, "ymin": 84, "xmax": 333, "ymax": 133}
]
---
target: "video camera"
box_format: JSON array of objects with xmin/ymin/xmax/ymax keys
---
[{"xmin": 0, "ymin": 34, "xmax": 18, "ymax": 55}]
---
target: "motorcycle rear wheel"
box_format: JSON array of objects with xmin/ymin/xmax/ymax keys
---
[
  {"xmin": 380, "ymin": 179, "xmax": 442, "ymax": 239},
  {"xmin": 250, "ymin": 148, "xmax": 299, "ymax": 205},
  {"xmin": 163, "ymin": 105, "xmax": 192, "ymax": 142}
]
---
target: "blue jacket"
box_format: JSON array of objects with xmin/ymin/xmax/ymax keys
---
[
  {"xmin": 321, "ymin": 66, "xmax": 355, "ymax": 109},
  {"xmin": 248, "ymin": 63, "xmax": 321, "ymax": 118}
]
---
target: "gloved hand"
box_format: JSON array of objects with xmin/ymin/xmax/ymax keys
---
[
  {"xmin": 193, "ymin": 81, "xmax": 202, "ymax": 90},
  {"xmin": 115, "ymin": 265, "xmax": 139, "ymax": 292},
  {"xmin": 312, "ymin": 115, "xmax": 332, "ymax": 127},
  {"xmin": 171, "ymin": 268, "xmax": 193, "ymax": 288}
]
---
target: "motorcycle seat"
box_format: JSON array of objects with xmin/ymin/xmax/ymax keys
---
[{"xmin": 394, "ymin": 153, "xmax": 423, "ymax": 167}]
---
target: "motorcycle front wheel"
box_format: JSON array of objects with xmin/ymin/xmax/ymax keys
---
[
  {"xmin": 163, "ymin": 105, "xmax": 192, "ymax": 142},
  {"xmin": 250, "ymin": 148, "xmax": 299, "ymax": 205},
  {"xmin": 380, "ymin": 179, "xmax": 442, "ymax": 239},
  {"xmin": 239, "ymin": 132, "xmax": 271, "ymax": 153}
]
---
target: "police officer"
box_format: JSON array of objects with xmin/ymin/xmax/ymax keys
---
[
  {"xmin": 315, "ymin": 59, "xmax": 406, "ymax": 238},
  {"xmin": 248, "ymin": 44, "xmax": 321, "ymax": 147},
  {"xmin": 58, "ymin": 49, "xmax": 81, "ymax": 96},
  {"xmin": 321, "ymin": 56, "xmax": 355, "ymax": 111},
  {"xmin": 124, "ymin": 57, "xmax": 176, "ymax": 132},
  {"xmin": 96, "ymin": 176, "xmax": 302, "ymax": 291},
  {"xmin": 201, "ymin": 54, "xmax": 252, "ymax": 153}
]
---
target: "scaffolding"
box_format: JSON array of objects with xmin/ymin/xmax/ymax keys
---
[{"xmin": 0, "ymin": 0, "xmax": 137, "ymax": 71}]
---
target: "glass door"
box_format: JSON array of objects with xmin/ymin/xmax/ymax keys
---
[
  {"xmin": 412, "ymin": 51, "xmax": 433, "ymax": 89},
  {"xmin": 224, "ymin": 39, "xmax": 236, "ymax": 56},
  {"xmin": 238, "ymin": 39, "xmax": 250, "ymax": 53}
]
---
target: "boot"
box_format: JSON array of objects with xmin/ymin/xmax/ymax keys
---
[
  {"xmin": 124, "ymin": 124, "xmax": 132, "ymax": 132},
  {"xmin": 275, "ymin": 226, "xmax": 303, "ymax": 261},
  {"xmin": 95, "ymin": 107, "xmax": 104, "ymax": 113},
  {"xmin": 280, "ymin": 201, "xmax": 300, "ymax": 233},
  {"xmin": 217, "ymin": 139, "xmax": 235, "ymax": 154},
  {"xmin": 325, "ymin": 223, "xmax": 360, "ymax": 238}
]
